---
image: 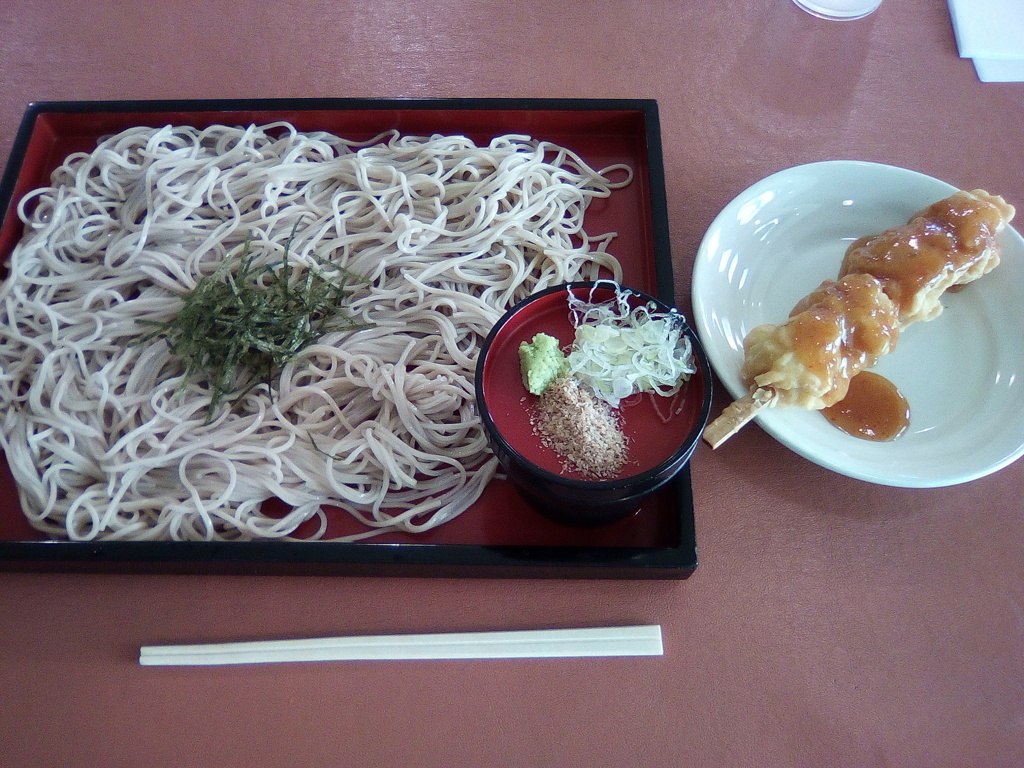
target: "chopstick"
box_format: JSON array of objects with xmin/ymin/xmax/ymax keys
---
[{"xmin": 139, "ymin": 625, "xmax": 663, "ymax": 666}]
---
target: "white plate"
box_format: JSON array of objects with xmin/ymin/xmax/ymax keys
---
[{"xmin": 692, "ymin": 160, "xmax": 1024, "ymax": 487}]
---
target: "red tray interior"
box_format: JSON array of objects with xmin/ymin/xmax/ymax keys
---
[{"xmin": 0, "ymin": 104, "xmax": 681, "ymax": 549}]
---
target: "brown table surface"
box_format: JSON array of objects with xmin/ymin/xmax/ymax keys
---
[{"xmin": 2, "ymin": 0, "xmax": 1022, "ymax": 765}]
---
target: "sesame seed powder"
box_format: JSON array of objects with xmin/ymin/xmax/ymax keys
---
[{"xmin": 533, "ymin": 377, "xmax": 628, "ymax": 479}]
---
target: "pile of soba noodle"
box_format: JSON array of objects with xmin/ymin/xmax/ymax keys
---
[{"xmin": 0, "ymin": 122, "xmax": 630, "ymax": 541}]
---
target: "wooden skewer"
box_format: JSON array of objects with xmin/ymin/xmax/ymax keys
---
[{"xmin": 702, "ymin": 387, "xmax": 777, "ymax": 449}]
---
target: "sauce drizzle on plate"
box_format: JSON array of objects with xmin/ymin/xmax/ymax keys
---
[{"xmin": 822, "ymin": 370, "xmax": 910, "ymax": 441}]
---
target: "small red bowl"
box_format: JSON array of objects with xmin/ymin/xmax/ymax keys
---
[{"xmin": 475, "ymin": 282, "xmax": 712, "ymax": 527}]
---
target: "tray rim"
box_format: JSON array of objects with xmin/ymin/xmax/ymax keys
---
[{"xmin": 0, "ymin": 96, "xmax": 696, "ymax": 579}]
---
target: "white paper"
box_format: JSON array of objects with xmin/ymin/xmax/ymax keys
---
[
  {"xmin": 947, "ymin": 0, "xmax": 1024, "ymax": 60},
  {"xmin": 972, "ymin": 57, "xmax": 1024, "ymax": 82}
]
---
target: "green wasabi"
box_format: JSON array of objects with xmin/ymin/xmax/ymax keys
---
[{"xmin": 518, "ymin": 333, "xmax": 568, "ymax": 395}]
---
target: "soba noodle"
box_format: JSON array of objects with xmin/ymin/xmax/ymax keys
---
[{"xmin": 0, "ymin": 123, "xmax": 630, "ymax": 541}]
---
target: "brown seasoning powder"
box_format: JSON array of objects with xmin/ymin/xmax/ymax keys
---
[{"xmin": 534, "ymin": 377, "xmax": 628, "ymax": 479}]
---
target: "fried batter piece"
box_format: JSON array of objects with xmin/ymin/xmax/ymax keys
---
[
  {"xmin": 840, "ymin": 189, "xmax": 1014, "ymax": 325},
  {"xmin": 741, "ymin": 273, "xmax": 900, "ymax": 410}
]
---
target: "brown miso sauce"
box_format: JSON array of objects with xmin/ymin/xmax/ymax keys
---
[
  {"xmin": 787, "ymin": 274, "xmax": 900, "ymax": 397},
  {"xmin": 839, "ymin": 191, "xmax": 1002, "ymax": 318},
  {"xmin": 822, "ymin": 371, "xmax": 909, "ymax": 441}
]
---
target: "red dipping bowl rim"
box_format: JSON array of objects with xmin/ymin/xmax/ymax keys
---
[{"xmin": 475, "ymin": 281, "xmax": 713, "ymax": 491}]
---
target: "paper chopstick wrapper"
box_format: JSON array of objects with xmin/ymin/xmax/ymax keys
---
[
  {"xmin": 139, "ymin": 625, "xmax": 664, "ymax": 666},
  {"xmin": 947, "ymin": 0, "xmax": 1024, "ymax": 82}
]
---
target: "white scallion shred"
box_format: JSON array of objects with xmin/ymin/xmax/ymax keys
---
[{"xmin": 566, "ymin": 282, "xmax": 695, "ymax": 407}]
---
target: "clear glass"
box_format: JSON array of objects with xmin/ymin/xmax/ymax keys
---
[{"xmin": 791, "ymin": 0, "xmax": 882, "ymax": 19}]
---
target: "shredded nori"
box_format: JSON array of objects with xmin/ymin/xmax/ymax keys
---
[{"xmin": 138, "ymin": 224, "xmax": 364, "ymax": 419}]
